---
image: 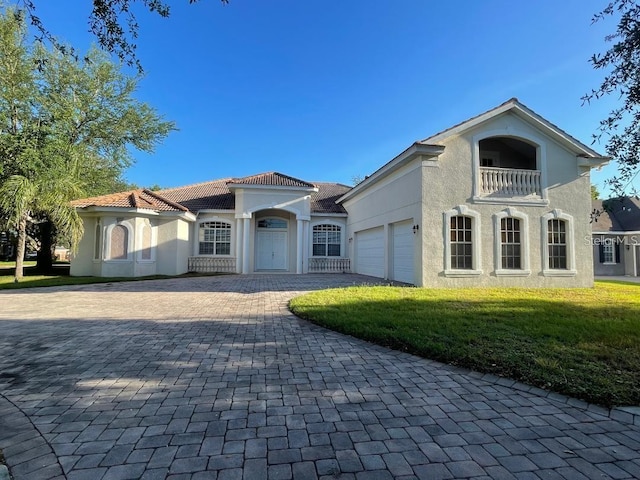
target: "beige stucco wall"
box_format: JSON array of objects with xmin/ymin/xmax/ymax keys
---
[
  {"xmin": 343, "ymin": 160, "xmax": 423, "ymax": 282},
  {"xmin": 72, "ymin": 213, "xmax": 186, "ymax": 278},
  {"xmin": 418, "ymin": 111, "xmax": 595, "ymax": 287},
  {"xmin": 156, "ymin": 216, "xmax": 191, "ymax": 276},
  {"xmin": 70, "ymin": 215, "xmax": 100, "ymax": 277}
]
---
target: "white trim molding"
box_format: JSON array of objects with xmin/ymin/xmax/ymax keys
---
[
  {"xmin": 493, "ymin": 207, "xmax": 531, "ymax": 277},
  {"xmin": 443, "ymin": 205, "xmax": 482, "ymax": 277},
  {"xmin": 136, "ymin": 218, "xmax": 157, "ymax": 263},
  {"xmin": 541, "ymin": 209, "xmax": 577, "ymax": 277},
  {"xmin": 104, "ymin": 220, "xmax": 134, "ymax": 262}
]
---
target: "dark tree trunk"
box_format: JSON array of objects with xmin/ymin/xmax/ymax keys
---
[{"xmin": 35, "ymin": 220, "xmax": 54, "ymax": 274}]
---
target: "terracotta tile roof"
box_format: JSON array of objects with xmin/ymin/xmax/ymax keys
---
[
  {"xmin": 158, "ymin": 179, "xmax": 235, "ymax": 211},
  {"xmin": 71, "ymin": 189, "xmax": 188, "ymax": 212},
  {"xmin": 227, "ymin": 172, "xmax": 316, "ymax": 188},
  {"xmin": 74, "ymin": 174, "xmax": 350, "ymax": 215},
  {"xmin": 311, "ymin": 182, "xmax": 351, "ymax": 214},
  {"xmin": 592, "ymin": 197, "xmax": 640, "ymax": 231}
]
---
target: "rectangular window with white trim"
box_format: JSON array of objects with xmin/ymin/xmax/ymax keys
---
[{"xmin": 313, "ymin": 224, "xmax": 341, "ymax": 257}]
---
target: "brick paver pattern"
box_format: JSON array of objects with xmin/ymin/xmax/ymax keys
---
[{"xmin": 1, "ymin": 274, "xmax": 639, "ymax": 480}]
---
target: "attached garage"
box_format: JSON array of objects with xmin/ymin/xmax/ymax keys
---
[
  {"xmin": 355, "ymin": 227, "xmax": 384, "ymax": 278},
  {"xmin": 392, "ymin": 220, "xmax": 414, "ymax": 284}
]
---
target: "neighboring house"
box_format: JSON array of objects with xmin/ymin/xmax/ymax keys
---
[
  {"xmin": 591, "ymin": 197, "xmax": 640, "ymax": 277},
  {"xmin": 71, "ymin": 98, "xmax": 608, "ymax": 286}
]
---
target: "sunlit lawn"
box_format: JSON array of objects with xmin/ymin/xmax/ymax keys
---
[{"xmin": 290, "ymin": 281, "xmax": 640, "ymax": 407}]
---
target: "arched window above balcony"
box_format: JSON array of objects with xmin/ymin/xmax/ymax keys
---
[{"xmin": 479, "ymin": 137, "xmax": 537, "ymax": 170}]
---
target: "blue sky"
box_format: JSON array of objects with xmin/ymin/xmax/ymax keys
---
[{"xmin": 28, "ymin": 0, "xmax": 634, "ymax": 196}]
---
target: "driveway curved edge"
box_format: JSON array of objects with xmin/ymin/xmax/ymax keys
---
[{"xmin": 0, "ymin": 274, "xmax": 639, "ymax": 480}]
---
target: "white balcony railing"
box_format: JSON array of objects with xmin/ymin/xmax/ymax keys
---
[
  {"xmin": 308, "ymin": 257, "xmax": 351, "ymax": 273},
  {"xmin": 480, "ymin": 167, "xmax": 541, "ymax": 197},
  {"xmin": 188, "ymin": 256, "xmax": 236, "ymax": 273}
]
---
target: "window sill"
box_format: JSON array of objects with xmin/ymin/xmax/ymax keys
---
[
  {"xmin": 495, "ymin": 269, "xmax": 531, "ymax": 277},
  {"xmin": 602, "ymin": 262, "xmax": 617, "ymax": 266},
  {"xmin": 136, "ymin": 260, "xmax": 156, "ymax": 263},
  {"xmin": 543, "ymin": 269, "xmax": 577, "ymax": 277},
  {"xmin": 444, "ymin": 269, "xmax": 483, "ymax": 277}
]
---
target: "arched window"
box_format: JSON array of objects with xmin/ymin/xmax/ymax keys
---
[
  {"xmin": 199, "ymin": 221, "xmax": 231, "ymax": 255},
  {"xmin": 547, "ymin": 219, "xmax": 567, "ymax": 269},
  {"xmin": 110, "ymin": 225, "xmax": 128, "ymax": 260},
  {"xmin": 313, "ymin": 224, "xmax": 341, "ymax": 257},
  {"xmin": 94, "ymin": 221, "xmax": 102, "ymax": 260},
  {"xmin": 449, "ymin": 216, "xmax": 473, "ymax": 269},
  {"xmin": 493, "ymin": 208, "xmax": 530, "ymax": 276},
  {"xmin": 141, "ymin": 224, "xmax": 152, "ymax": 260},
  {"xmin": 542, "ymin": 210, "xmax": 576, "ymax": 276},
  {"xmin": 444, "ymin": 206, "xmax": 482, "ymax": 276}
]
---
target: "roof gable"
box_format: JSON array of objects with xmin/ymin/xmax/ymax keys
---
[
  {"xmin": 423, "ymin": 98, "xmax": 606, "ymax": 159},
  {"xmin": 227, "ymin": 172, "xmax": 316, "ymax": 189}
]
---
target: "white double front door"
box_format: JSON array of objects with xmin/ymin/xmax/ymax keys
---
[{"xmin": 256, "ymin": 230, "xmax": 287, "ymax": 270}]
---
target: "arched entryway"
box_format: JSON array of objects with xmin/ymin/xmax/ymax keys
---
[{"xmin": 255, "ymin": 216, "xmax": 288, "ymax": 271}]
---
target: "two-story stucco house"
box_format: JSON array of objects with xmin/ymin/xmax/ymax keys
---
[{"xmin": 71, "ymin": 98, "xmax": 608, "ymax": 286}]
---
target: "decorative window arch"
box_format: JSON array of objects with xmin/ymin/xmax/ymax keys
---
[
  {"xmin": 493, "ymin": 208, "xmax": 530, "ymax": 276},
  {"xmin": 443, "ymin": 206, "xmax": 482, "ymax": 276},
  {"xmin": 105, "ymin": 222, "xmax": 133, "ymax": 261},
  {"xmin": 94, "ymin": 220, "xmax": 102, "ymax": 260},
  {"xmin": 199, "ymin": 221, "xmax": 232, "ymax": 255},
  {"xmin": 472, "ymin": 129, "xmax": 549, "ymax": 204},
  {"xmin": 541, "ymin": 209, "xmax": 576, "ymax": 276},
  {"xmin": 137, "ymin": 219, "xmax": 155, "ymax": 261},
  {"xmin": 312, "ymin": 224, "xmax": 342, "ymax": 257}
]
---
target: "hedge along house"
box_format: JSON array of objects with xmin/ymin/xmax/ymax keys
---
[{"xmin": 71, "ymin": 99, "xmax": 609, "ymax": 286}]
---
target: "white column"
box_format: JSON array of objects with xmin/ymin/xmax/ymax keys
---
[
  {"xmin": 302, "ymin": 220, "xmax": 309, "ymax": 274},
  {"xmin": 296, "ymin": 219, "xmax": 304, "ymax": 274},
  {"xmin": 235, "ymin": 218, "xmax": 243, "ymax": 273},
  {"xmin": 242, "ymin": 217, "xmax": 251, "ymax": 274}
]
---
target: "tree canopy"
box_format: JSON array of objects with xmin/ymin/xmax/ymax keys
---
[
  {"xmin": 0, "ymin": 7, "xmax": 175, "ymax": 280},
  {"xmin": 19, "ymin": 0, "xmax": 229, "ymax": 72},
  {"xmin": 585, "ymin": 0, "xmax": 640, "ymax": 196}
]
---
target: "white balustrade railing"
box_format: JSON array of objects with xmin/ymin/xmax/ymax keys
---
[
  {"xmin": 188, "ymin": 256, "xmax": 236, "ymax": 273},
  {"xmin": 308, "ymin": 257, "xmax": 351, "ymax": 273},
  {"xmin": 480, "ymin": 167, "xmax": 541, "ymax": 197}
]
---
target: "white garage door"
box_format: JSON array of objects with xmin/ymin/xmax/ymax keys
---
[
  {"xmin": 355, "ymin": 227, "xmax": 384, "ymax": 278},
  {"xmin": 392, "ymin": 220, "xmax": 414, "ymax": 284}
]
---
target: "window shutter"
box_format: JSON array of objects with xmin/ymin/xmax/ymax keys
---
[
  {"xmin": 599, "ymin": 244, "xmax": 604, "ymax": 263},
  {"xmin": 615, "ymin": 243, "xmax": 620, "ymax": 264}
]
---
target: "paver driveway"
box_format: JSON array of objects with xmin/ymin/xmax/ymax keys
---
[{"xmin": 1, "ymin": 274, "xmax": 639, "ymax": 480}]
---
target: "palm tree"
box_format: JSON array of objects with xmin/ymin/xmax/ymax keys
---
[{"xmin": 0, "ymin": 163, "xmax": 83, "ymax": 282}]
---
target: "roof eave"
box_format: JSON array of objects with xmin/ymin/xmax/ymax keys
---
[{"xmin": 337, "ymin": 143, "xmax": 444, "ymax": 204}]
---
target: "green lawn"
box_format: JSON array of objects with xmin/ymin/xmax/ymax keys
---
[{"xmin": 289, "ymin": 281, "xmax": 640, "ymax": 407}]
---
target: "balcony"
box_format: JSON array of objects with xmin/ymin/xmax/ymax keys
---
[{"xmin": 479, "ymin": 167, "xmax": 541, "ymax": 197}]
